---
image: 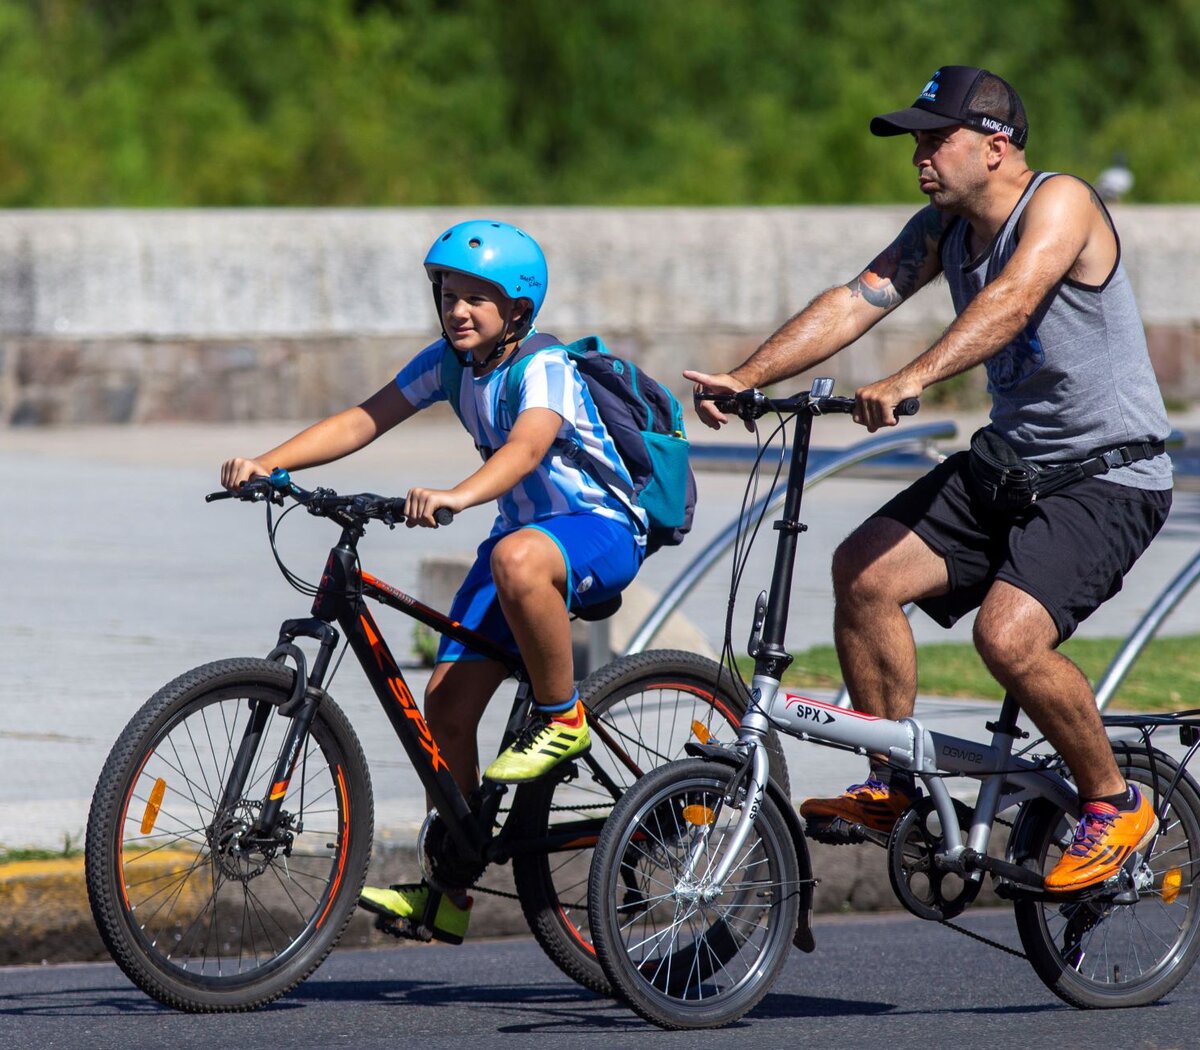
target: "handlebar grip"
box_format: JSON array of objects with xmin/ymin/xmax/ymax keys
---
[
  {"xmin": 895, "ymin": 398, "xmax": 921, "ymax": 417},
  {"xmin": 434, "ymin": 507, "xmax": 454, "ymax": 527}
]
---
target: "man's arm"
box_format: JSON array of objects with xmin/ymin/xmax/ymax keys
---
[
  {"xmin": 853, "ymin": 178, "xmax": 1096, "ymax": 430},
  {"xmin": 685, "ymin": 206, "xmax": 948, "ymax": 428}
]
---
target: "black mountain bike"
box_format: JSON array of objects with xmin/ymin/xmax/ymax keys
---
[{"xmin": 85, "ymin": 468, "xmax": 789, "ymax": 1012}]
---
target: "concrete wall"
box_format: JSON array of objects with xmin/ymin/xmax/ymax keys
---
[{"xmin": 3, "ymin": 206, "xmax": 1198, "ymax": 424}]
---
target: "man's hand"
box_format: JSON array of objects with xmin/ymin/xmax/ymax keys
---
[
  {"xmin": 853, "ymin": 374, "xmax": 923, "ymax": 432},
  {"xmin": 682, "ymin": 370, "xmax": 751, "ymax": 431},
  {"xmin": 403, "ymin": 487, "xmax": 467, "ymax": 528}
]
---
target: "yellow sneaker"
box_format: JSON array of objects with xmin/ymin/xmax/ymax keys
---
[
  {"xmin": 799, "ymin": 777, "xmax": 913, "ymax": 834},
  {"xmin": 1044, "ymin": 786, "xmax": 1159, "ymax": 893},
  {"xmin": 483, "ymin": 703, "xmax": 590, "ymax": 784},
  {"xmin": 358, "ymin": 882, "xmax": 471, "ymax": 944}
]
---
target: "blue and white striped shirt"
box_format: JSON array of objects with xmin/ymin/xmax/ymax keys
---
[{"xmin": 396, "ymin": 339, "xmax": 647, "ymax": 542}]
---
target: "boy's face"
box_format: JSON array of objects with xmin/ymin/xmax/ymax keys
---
[{"xmin": 439, "ymin": 271, "xmax": 523, "ymax": 356}]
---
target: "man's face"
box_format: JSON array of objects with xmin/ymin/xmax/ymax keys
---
[{"xmin": 910, "ymin": 125, "xmax": 991, "ymax": 212}]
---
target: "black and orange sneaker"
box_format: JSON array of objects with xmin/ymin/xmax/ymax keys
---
[
  {"xmin": 799, "ymin": 777, "xmax": 914, "ymax": 836},
  {"xmin": 1044, "ymin": 785, "xmax": 1159, "ymax": 893}
]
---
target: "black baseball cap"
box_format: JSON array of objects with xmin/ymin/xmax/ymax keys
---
[{"xmin": 870, "ymin": 65, "xmax": 1029, "ymax": 149}]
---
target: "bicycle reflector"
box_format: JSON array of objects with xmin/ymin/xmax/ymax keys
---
[
  {"xmin": 682, "ymin": 805, "xmax": 715, "ymax": 826},
  {"xmin": 691, "ymin": 720, "xmax": 711, "ymax": 744},
  {"xmin": 141, "ymin": 777, "xmax": 167, "ymax": 835},
  {"xmin": 1163, "ymin": 867, "xmax": 1183, "ymax": 905}
]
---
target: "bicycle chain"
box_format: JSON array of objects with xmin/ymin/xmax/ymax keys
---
[{"xmin": 935, "ymin": 814, "xmax": 1026, "ymax": 959}]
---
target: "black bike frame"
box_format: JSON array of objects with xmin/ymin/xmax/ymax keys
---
[{"xmin": 244, "ymin": 524, "xmax": 527, "ymax": 859}]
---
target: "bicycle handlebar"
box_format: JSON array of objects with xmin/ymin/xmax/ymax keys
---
[
  {"xmin": 205, "ymin": 468, "xmax": 455, "ymax": 527},
  {"xmin": 704, "ymin": 387, "xmax": 920, "ymax": 422}
]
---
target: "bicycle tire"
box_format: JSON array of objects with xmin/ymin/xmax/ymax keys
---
[
  {"xmin": 85, "ymin": 658, "xmax": 374, "ymax": 1012},
  {"xmin": 588, "ymin": 757, "xmax": 800, "ymax": 1029},
  {"xmin": 1012, "ymin": 742, "xmax": 1200, "ymax": 1008},
  {"xmin": 510, "ymin": 649, "xmax": 789, "ymax": 996}
]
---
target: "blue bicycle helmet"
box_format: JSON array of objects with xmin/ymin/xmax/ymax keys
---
[{"xmin": 424, "ymin": 220, "xmax": 548, "ymax": 323}]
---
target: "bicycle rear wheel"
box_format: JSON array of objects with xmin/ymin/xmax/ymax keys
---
[
  {"xmin": 588, "ymin": 757, "xmax": 800, "ymax": 1029},
  {"xmin": 86, "ymin": 658, "xmax": 373, "ymax": 1012},
  {"xmin": 511, "ymin": 649, "xmax": 789, "ymax": 996},
  {"xmin": 1012, "ymin": 743, "xmax": 1200, "ymax": 1008}
]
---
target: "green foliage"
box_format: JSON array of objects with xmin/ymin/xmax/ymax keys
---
[{"xmin": 1, "ymin": 0, "xmax": 1197, "ymax": 205}]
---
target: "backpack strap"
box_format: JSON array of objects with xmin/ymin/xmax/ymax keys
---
[{"xmin": 503, "ymin": 336, "xmax": 646, "ymax": 535}]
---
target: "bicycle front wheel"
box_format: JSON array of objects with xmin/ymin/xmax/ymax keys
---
[
  {"xmin": 85, "ymin": 658, "xmax": 374, "ymax": 1012},
  {"xmin": 1013, "ymin": 743, "xmax": 1200, "ymax": 1008},
  {"xmin": 588, "ymin": 758, "xmax": 800, "ymax": 1030},
  {"xmin": 510, "ymin": 649, "xmax": 790, "ymax": 996}
]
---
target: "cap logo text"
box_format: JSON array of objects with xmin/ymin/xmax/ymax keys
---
[{"xmin": 978, "ymin": 117, "xmax": 1016, "ymax": 136}]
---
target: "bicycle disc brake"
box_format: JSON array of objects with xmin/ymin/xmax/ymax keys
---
[{"xmin": 888, "ymin": 797, "xmax": 981, "ymax": 921}]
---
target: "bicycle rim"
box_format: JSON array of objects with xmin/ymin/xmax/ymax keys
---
[
  {"xmin": 98, "ymin": 678, "xmax": 359, "ymax": 1000},
  {"xmin": 1015, "ymin": 752, "xmax": 1200, "ymax": 1007},
  {"xmin": 512, "ymin": 651, "xmax": 773, "ymax": 993},
  {"xmin": 590, "ymin": 759, "xmax": 799, "ymax": 1029}
]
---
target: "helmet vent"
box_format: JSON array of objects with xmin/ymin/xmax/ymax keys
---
[{"xmin": 468, "ymin": 238, "xmax": 482, "ymax": 249}]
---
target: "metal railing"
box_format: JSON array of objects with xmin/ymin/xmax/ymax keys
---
[{"xmin": 622, "ymin": 421, "xmax": 956, "ymax": 656}]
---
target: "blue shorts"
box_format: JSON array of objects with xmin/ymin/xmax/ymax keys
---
[{"xmin": 436, "ymin": 513, "xmax": 644, "ymax": 663}]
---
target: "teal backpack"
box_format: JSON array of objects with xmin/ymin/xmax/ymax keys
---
[{"xmin": 440, "ymin": 334, "xmax": 696, "ymax": 554}]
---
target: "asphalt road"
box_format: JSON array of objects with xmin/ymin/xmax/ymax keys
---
[{"xmin": 3, "ymin": 912, "xmax": 1198, "ymax": 1050}]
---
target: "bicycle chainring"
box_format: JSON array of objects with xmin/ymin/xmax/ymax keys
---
[
  {"xmin": 887, "ymin": 796, "xmax": 981, "ymax": 921},
  {"xmin": 417, "ymin": 810, "xmax": 486, "ymax": 892}
]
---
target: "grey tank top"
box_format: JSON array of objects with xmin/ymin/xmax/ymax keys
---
[{"xmin": 940, "ymin": 171, "xmax": 1171, "ymax": 490}]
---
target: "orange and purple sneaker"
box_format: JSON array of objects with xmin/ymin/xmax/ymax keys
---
[
  {"xmin": 799, "ymin": 777, "xmax": 914, "ymax": 835},
  {"xmin": 1044, "ymin": 785, "xmax": 1159, "ymax": 893}
]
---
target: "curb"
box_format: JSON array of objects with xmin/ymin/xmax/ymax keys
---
[{"xmin": 0, "ymin": 835, "xmax": 1006, "ymax": 968}]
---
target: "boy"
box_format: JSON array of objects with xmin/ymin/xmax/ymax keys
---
[{"xmin": 221, "ymin": 219, "xmax": 646, "ymax": 939}]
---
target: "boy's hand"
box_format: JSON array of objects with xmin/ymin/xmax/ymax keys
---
[
  {"xmin": 682, "ymin": 369, "xmax": 752, "ymax": 432},
  {"xmin": 404, "ymin": 487, "xmax": 465, "ymax": 528},
  {"xmin": 221, "ymin": 457, "xmax": 269, "ymax": 491}
]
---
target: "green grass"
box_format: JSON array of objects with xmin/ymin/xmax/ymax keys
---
[
  {"xmin": 737, "ymin": 635, "xmax": 1200, "ymax": 712},
  {"xmin": 0, "ymin": 832, "xmax": 83, "ymax": 864}
]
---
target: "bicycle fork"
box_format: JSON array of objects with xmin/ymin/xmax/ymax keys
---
[{"xmin": 216, "ymin": 617, "xmax": 341, "ymax": 845}]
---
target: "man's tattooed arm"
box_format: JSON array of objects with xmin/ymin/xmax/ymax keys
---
[{"xmin": 847, "ymin": 206, "xmax": 948, "ymax": 309}]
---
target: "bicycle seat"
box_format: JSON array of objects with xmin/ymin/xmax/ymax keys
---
[{"xmin": 573, "ymin": 595, "xmax": 622, "ymax": 622}]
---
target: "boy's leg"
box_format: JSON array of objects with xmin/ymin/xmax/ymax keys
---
[
  {"xmin": 488, "ymin": 526, "xmax": 574, "ymax": 704},
  {"xmin": 424, "ymin": 658, "xmax": 510, "ymax": 797},
  {"xmin": 483, "ymin": 514, "xmax": 642, "ymax": 783}
]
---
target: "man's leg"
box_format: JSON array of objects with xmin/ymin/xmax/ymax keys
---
[
  {"xmin": 975, "ymin": 580, "xmax": 1157, "ymax": 891},
  {"xmin": 974, "ymin": 581, "xmax": 1123, "ymax": 797},
  {"xmin": 801, "ymin": 517, "xmax": 952, "ymax": 835},
  {"xmin": 831, "ymin": 516, "xmax": 952, "ymax": 720}
]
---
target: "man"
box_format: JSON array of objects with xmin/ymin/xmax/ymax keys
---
[{"xmin": 685, "ymin": 66, "xmax": 1172, "ymax": 892}]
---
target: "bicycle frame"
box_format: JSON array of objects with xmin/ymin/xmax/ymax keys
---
[
  {"xmin": 232, "ymin": 522, "xmax": 527, "ymax": 863},
  {"xmin": 693, "ymin": 389, "xmax": 1082, "ymax": 893}
]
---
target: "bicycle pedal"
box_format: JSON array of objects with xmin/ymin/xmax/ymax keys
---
[
  {"xmin": 805, "ymin": 817, "xmax": 889, "ymax": 848},
  {"xmin": 374, "ymin": 913, "xmax": 433, "ymax": 943}
]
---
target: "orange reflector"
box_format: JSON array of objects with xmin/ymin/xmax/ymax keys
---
[
  {"xmin": 682, "ymin": 804, "xmax": 715, "ymax": 826},
  {"xmin": 1163, "ymin": 867, "xmax": 1183, "ymax": 905},
  {"xmin": 141, "ymin": 778, "xmax": 167, "ymax": 835},
  {"xmin": 691, "ymin": 720, "xmax": 711, "ymax": 744}
]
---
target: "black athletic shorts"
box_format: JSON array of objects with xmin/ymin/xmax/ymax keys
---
[{"xmin": 873, "ymin": 451, "xmax": 1173, "ymax": 641}]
